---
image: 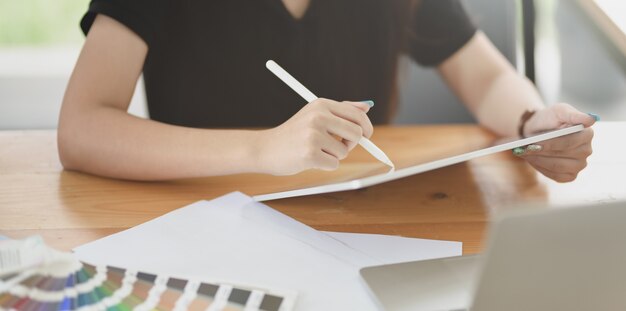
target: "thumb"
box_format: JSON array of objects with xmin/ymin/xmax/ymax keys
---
[{"xmin": 554, "ymin": 103, "xmax": 598, "ymax": 127}]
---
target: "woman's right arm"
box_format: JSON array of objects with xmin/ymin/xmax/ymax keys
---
[{"xmin": 58, "ymin": 15, "xmax": 373, "ymax": 180}]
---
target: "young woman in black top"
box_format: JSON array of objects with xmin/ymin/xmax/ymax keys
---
[{"xmin": 59, "ymin": 0, "xmax": 596, "ymax": 182}]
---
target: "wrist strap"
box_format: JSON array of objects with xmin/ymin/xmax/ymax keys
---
[{"xmin": 518, "ymin": 110, "xmax": 537, "ymax": 138}]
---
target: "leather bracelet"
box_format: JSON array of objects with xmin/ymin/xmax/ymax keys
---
[{"xmin": 518, "ymin": 110, "xmax": 537, "ymax": 138}]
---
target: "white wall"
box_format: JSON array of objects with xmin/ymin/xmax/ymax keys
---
[{"xmin": 0, "ymin": 46, "xmax": 147, "ymax": 130}]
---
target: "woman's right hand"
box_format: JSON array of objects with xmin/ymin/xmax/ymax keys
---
[{"xmin": 257, "ymin": 98, "xmax": 373, "ymax": 175}]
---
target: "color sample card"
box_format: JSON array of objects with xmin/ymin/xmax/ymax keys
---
[{"xmin": 0, "ymin": 262, "xmax": 296, "ymax": 311}]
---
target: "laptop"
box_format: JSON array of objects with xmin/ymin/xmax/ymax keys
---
[{"xmin": 360, "ymin": 201, "xmax": 626, "ymax": 311}]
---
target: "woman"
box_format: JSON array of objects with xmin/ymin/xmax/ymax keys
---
[{"xmin": 58, "ymin": 0, "xmax": 596, "ymax": 182}]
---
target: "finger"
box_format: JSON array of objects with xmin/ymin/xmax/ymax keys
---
[
  {"xmin": 553, "ymin": 103, "xmax": 597, "ymax": 127},
  {"xmin": 325, "ymin": 116, "xmax": 363, "ymax": 147},
  {"xmin": 320, "ymin": 134, "xmax": 350, "ymax": 160},
  {"xmin": 520, "ymin": 140, "xmax": 593, "ymax": 158},
  {"xmin": 346, "ymin": 100, "xmax": 373, "ymax": 113},
  {"xmin": 342, "ymin": 138, "xmax": 358, "ymax": 150},
  {"xmin": 314, "ymin": 150, "xmax": 340, "ymax": 171},
  {"xmin": 512, "ymin": 144, "xmax": 542, "ymax": 156},
  {"xmin": 529, "ymin": 128, "xmax": 594, "ymax": 153},
  {"xmin": 525, "ymin": 154, "xmax": 581, "ymax": 183},
  {"xmin": 524, "ymin": 155, "xmax": 587, "ymax": 175},
  {"xmin": 328, "ymin": 102, "xmax": 374, "ymax": 138},
  {"xmin": 534, "ymin": 166, "xmax": 578, "ymax": 183},
  {"xmin": 302, "ymin": 101, "xmax": 361, "ymax": 142}
]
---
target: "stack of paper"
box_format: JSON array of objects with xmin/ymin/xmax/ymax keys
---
[{"xmin": 74, "ymin": 192, "xmax": 461, "ymax": 310}]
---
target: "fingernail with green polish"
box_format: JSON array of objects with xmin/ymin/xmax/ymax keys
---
[
  {"xmin": 587, "ymin": 113, "xmax": 600, "ymax": 122},
  {"xmin": 513, "ymin": 147, "xmax": 526, "ymax": 156},
  {"xmin": 361, "ymin": 100, "xmax": 375, "ymax": 108},
  {"xmin": 526, "ymin": 144, "xmax": 543, "ymax": 152}
]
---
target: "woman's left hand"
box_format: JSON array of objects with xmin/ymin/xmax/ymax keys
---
[{"xmin": 514, "ymin": 103, "xmax": 598, "ymax": 183}]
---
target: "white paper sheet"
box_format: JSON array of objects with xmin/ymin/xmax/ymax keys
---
[
  {"xmin": 325, "ymin": 231, "xmax": 462, "ymax": 265},
  {"xmin": 74, "ymin": 192, "xmax": 461, "ymax": 311}
]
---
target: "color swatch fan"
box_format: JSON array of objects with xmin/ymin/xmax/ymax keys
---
[{"xmin": 0, "ymin": 237, "xmax": 296, "ymax": 311}]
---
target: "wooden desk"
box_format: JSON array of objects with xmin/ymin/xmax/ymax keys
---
[{"xmin": 1, "ymin": 123, "xmax": 625, "ymax": 254}]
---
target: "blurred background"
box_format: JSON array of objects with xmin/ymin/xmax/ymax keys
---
[{"xmin": 0, "ymin": 0, "xmax": 624, "ymax": 130}]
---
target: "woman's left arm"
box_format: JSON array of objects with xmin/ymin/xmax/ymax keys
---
[{"xmin": 437, "ymin": 32, "xmax": 597, "ymax": 182}]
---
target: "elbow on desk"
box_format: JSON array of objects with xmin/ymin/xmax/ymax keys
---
[
  {"xmin": 56, "ymin": 114, "xmax": 97, "ymax": 174},
  {"xmin": 57, "ymin": 121, "xmax": 81, "ymax": 172}
]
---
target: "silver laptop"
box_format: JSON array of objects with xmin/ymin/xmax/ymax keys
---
[{"xmin": 360, "ymin": 201, "xmax": 626, "ymax": 311}]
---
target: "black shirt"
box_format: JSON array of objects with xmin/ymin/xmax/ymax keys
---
[{"xmin": 81, "ymin": 0, "xmax": 476, "ymax": 127}]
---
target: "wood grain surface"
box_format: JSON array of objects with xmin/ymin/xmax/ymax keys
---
[{"xmin": 1, "ymin": 123, "xmax": 624, "ymax": 254}]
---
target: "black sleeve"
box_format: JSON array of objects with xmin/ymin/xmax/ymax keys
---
[
  {"xmin": 80, "ymin": 0, "xmax": 166, "ymax": 46},
  {"xmin": 407, "ymin": 0, "xmax": 477, "ymax": 66}
]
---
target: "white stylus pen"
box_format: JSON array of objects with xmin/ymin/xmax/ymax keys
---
[{"xmin": 266, "ymin": 60, "xmax": 395, "ymax": 168}]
